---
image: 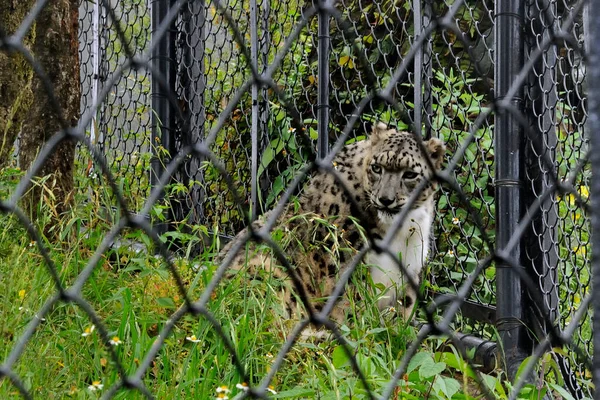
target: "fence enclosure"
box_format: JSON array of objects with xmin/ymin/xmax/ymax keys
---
[
  {"xmin": 0, "ymin": 0, "xmax": 593, "ymax": 398},
  {"xmin": 82, "ymin": 0, "xmax": 592, "ymax": 394}
]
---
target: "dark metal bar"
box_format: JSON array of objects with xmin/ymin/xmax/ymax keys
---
[
  {"xmin": 150, "ymin": 0, "xmax": 178, "ymax": 233},
  {"xmin": 413, "ymin": 0, "xmax": 422, "ymax": 136},
  {"xmin": 494, "ymin": 0, "xmax": 531, "ymax": 380},
  {"xmin": 317, "ymin": 0, "xmax": 330, "ymax": 160},
  {"xmin": 588, "ymin": 0, "xmax": 600, "ymax": 393},
  {"xmin": 258, "ymin": 0, "xmax": 271, "ymax": 215},
  {"xmin": 422, "ymin": 0, "xmax": 433, "ymax": 139},
  {"xmin": 183, "ymin": 0, "xmax": 207, "ymax": 226},
  {"xmin": 250, "ymin": 0, "xmax": 259, "ymax": 220}
]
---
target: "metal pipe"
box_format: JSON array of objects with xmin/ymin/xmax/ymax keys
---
[
  {"xmin": 413, "ymin": 0, "xmax": 422, "ymax": 136},
  {"xmin": 250, "ymin": 0, "xmax": 259, "ymax": 220},
  {"xmin": 184, "ymin": 0, "xmax": 206, "ymax": 226},
  {"xmin": 151, "ymin": 0, "xmax": 177, "ymax": 233},
  {"xmin": 317, "ymin": 0, "xmax": 330, "ymax": 160},
  {"xmin": 494, "ymin": 0, "xmax": 530, "ymax": 380},
  {"xmin": 422, "ymin": 0, "xmax": 433, "ymax": 139}
]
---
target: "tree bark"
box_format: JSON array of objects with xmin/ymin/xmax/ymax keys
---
[
  {"xmin": 18, "ymin": 0, "xmax": 80, "ymax": 222},
  {"xmin": 0, "ymin": 0, "xmax": 35, "ymax": 168}
]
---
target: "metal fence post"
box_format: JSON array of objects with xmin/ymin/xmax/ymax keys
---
[
  {"xmin": 317, "ymin": 0, "xmax": 331, "ymax": 160},
  {"xmin": 494, "ymin": 0, "xmax": 532, "ymax": 380},
  {"xmin": 250, "ymin": 0, "xmax": 260, "ymax": 220},
  {"xmin": 413, "ymin": 0, "xmax": 423, "ymax": 137},
  {"xmin": 151, "ymin": 0, "xmax": 178, "ymax": 234},
  {"xmin": 422, "ymin": 0, "xmax": 433, "ymax": 139},
  {"xmin": 589, "ymin": 0, "xmax": 600, "ymax": 393},
  {"xmin": 179, "ymin": 0, "xmax": 207, "ymax": 226}
]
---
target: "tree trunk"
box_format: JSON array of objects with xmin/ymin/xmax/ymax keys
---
[
  {"xmin": 0, "ymin": 0, "xmax": 35, "ymax": 168},
  {"xmin": 19, "ymin": 0, "xmax": 80, "ymax": 223}
]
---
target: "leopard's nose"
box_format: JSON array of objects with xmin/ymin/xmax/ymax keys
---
[{"xmin": 378, "ymin": 197, "xmax": 395, "ymax": 207}]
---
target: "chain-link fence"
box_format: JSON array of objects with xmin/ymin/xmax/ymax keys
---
[{"xmin": 0, "ymin": 0, "xmax": 595, "ymax": 398}]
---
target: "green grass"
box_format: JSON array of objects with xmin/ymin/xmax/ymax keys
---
[{"xmin": 0, "ymin": 170, "xmax": 593, "ymax": 400}]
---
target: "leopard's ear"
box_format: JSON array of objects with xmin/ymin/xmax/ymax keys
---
[
  {"xmin": 426, "ymin": 137, "xmax": 445, "ymax": 170},
  {"xmin": 371, "ymin": 122, "xmax": 389, "ymax": 145}
]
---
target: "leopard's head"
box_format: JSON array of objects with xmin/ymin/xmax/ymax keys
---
[{"xmin": 363, "ymin": 122, "xmax": 445, "ymax": 219}]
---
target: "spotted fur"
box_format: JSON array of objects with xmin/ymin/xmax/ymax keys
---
[{"xmin": 216, "ymin": 122, "xmax": 445, "ymax": 323}]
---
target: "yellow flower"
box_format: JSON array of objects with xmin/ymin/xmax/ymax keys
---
[
  {"xmin": 82, "ymin": 325, "xmax": 95, "ymax": 337},
  {"xmin": 18, "ymin": 290, "xmax": 25, "ymax": 300},
  {"xmin": 109, "ymin": 336, "xmax": 122, "ymax": 346},
  {"xmin": 579, "ymin": 185, "xmax": 589, "ymax": 198},
  {"xmin": 88, "ymin": 381, "xmax": 103, "ymax": 391}
]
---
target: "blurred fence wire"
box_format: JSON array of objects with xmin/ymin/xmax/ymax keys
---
[{"xmin": 0, "ymin": 0, "xmax": 595, "ymax": 398}]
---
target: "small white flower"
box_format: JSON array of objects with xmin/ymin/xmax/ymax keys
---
[
  {"xmin": 88, "ymin": 381, "xmax": 103, "ymax": 391},
  {"xmin": 216, "ymin": 385, "xmax": 231, "ymax": 399},
  {"xmin": 236, "ymin": 382, "xmax": 249, "ymax": 391},
  {"xmin": 109, "ymin": 336, "xmax": 122, "ymax": 346},
  {"xmin": 452, "ymin": 217, "xmax": 460, "ymax": 225},
  {"xmin": 266, "ymin": 352, "xmax": 274, "ymax": 359},
  {"xmin": 216, "ymin": 385, "xmax": 231, "ymax": 394},
  {"xmin": 186, "ymin": 334, "xmax": 201, "ymax": 343},
  {"xmin": 82, "ymin": 325, "xmax": 95, "ymax": 337},
  {"xmin": 446, "ymin": 250, "xmax": 455, "ymax": 257},
  {"xmin": 267, "ymin": 385, "xmax": 277, "ymax": 394}
]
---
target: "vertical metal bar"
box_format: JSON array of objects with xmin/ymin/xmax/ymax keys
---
[
  {"xmin": 589, "ymin": 0, "xmax": 600, "ymax": 393},
  {"xmin": 184, "ymin": 0, "xmax": 206, "ymax": 226},
  {"xmin": 90, "ymin": 0, "xmax": 100, "ymax": 145},
  {"xmin": 494, "ymin": 0, "xmax": 530, "ymax": 380},
  {"xmin": 98, "ymin": 5, "xmax": 108, "ymax": 153},
  {"xmin": 413, "ymin": 0, "xmax": 422, "ymax": 136},
  {"xmin": 151, "ymin": 0, "xmax": 177, "ymax": 232},
  {"xmin": 250, "ymin": 0, "xmax": 259, "ymax": 220},
  {"xmin": 258, "ymin": 0, "xmax": 270, "ymax": 215},
  {"xmin": 422, "ymin": 0, "xmax": 433, "ymax": 139},
  {"xmin": 317, "ymin": 0, "xmax": 330, "ymax": 160}
]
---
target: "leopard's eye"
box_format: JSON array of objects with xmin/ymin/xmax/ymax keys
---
[
  {"xmin": 403, "ymin": 171, "xmax": 419, "ymax": 180},
  {"xmin": 371, "ymin": 164, "xmax": 382, "ymax": 174}
]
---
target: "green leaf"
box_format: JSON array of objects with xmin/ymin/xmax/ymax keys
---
[
  {"xmin": 407, "ymin": 352, "xmax": 432, "ymax": 374},
  {"xmin": 332, "ymin": 346, "xmax": 351, "ymax": 369},
  {"xmin": 419, "ymin": 357, "xmax": 446, "ymax": 380},
  {"xmin": 432, "ymin": 376, "xmax": 461, "ymax": 399},
  {"xmin": 547, "ymin": 383, "xmax": 578, "ymax": 400},
  {"xmin": 156, "ymin": 297, "xmax": 176, "ymax": 309}
]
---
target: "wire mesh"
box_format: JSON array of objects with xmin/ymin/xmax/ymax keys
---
[{"xmin": 0, "ymin": 0, "xmax": 594, "ymax": 398}]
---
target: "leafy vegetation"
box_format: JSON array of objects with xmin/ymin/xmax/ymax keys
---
[{"xmin": 0, "ymin": 167, "xmax": 591, "ymax": 398}]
